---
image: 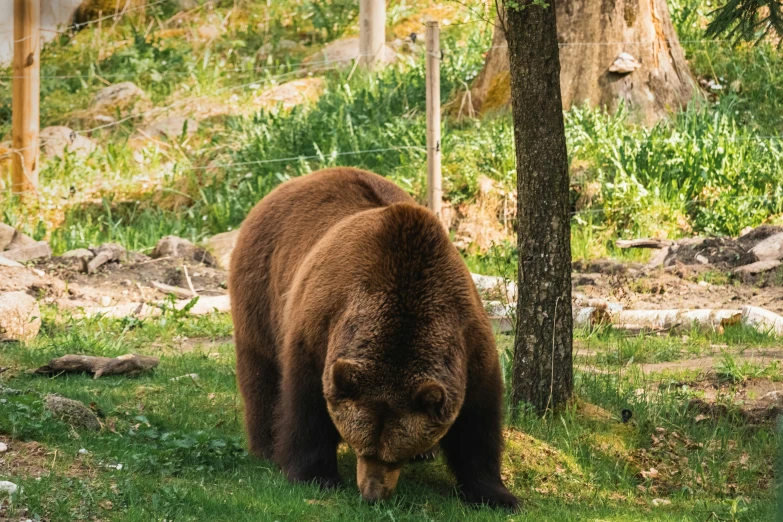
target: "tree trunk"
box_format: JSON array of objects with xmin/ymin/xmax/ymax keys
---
[
  {"xmin": 467, "ymin": 0, "xmax": 696, "ymax": 125},
  {"xmin": 505, "ymin": 1, "xmax": 573, "ymax": 414}
]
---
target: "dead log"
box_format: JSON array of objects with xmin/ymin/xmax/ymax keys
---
[
  {"xmin": 616, "ymin": 238, "xmax": 674, "ymax": 249},
  {"xmin": 34, "ymin": 353, "xmax": 159, "ymax": 378},
  {"xmin": 573, "ymin": 304, "xmax": 783, "ymax": 336}
]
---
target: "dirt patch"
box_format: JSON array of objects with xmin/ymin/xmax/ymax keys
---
[
  {"xmin": 684, "ymin": 378, "xmax": 783, "ymax": 425},
  {"xmin": 32, "ymin": 255, "xmax": 227, "ymax": 312},
  {"xmin": 0, "ymin": 436, "xmax": 93, "ymax": 480},
  {"xmin": 572, "ymin": 265, "xmax": 783, "ymax": 315}
]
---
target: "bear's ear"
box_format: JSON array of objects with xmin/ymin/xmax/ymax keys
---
[
  {"xmin": 331, "ymin": 359, "xmax": 360, "ymax": 400},
  {"xmin": 414, "ymin": 381, "xmax": 447, "ymax": 421}
]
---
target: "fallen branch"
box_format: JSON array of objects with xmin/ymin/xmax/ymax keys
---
[
  {"xmin": 34, "ymin": 354, "xmax": 159, "ymax": 378},
  {"xmin": 152, "ymin": 281, "xmax": 195, "ymax": 299},
  {"xmin": 616, "ymin": 238, "xmax": 674, "ymax": 249}
]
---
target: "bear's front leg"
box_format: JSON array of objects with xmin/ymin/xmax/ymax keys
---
[
  {"xmin": 273, "ymin": 347, "xmax": 342, "ymax": 489},
  {"xmin": 440, "ymin": 368, "xmax": 519, "ymax": 511}
]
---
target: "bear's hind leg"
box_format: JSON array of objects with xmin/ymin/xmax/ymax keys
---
[{"xmin": 236, "ymin": 340, "xmax": 280, "ymax": 461}]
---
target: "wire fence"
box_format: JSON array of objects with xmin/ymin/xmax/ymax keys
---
[{"xmin": 1, "ymin": 3, "xmax": 781, "ymax": 212}]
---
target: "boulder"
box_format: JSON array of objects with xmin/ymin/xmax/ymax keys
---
[
  {"xmin": 0, "ymin": 222, "xmax": 15, "ymax": 250},
  {"xmin": 303, "ymin": 36, "xmax": 396, "ymax": 69},
  {"xmin": 151, "ymin": 235, "xmax": 215, "ymax": 265},
  {"xmin": 2, "ymin": 241, "xmax": 52, "ymax": 263},
  {"xmin": 90, "ymin": 82, "xmax": 145, "ymax": 113},
  {"xmin": 139, "ymin": 116, "xmax": 198, "ymax": 140},
  {"xmin": 39, "ymin": 126, "xmax": 97, "ymax": 159},
  {"xmin": 254, "ymin": 77, "xmax": 326, "ymax": 112},
  {"xmin": 0, "ymin": 291, "xmax": 41, "ymax": 342},
  {"xmin": 256, "ymin": 38, "xmax": 301, "ymax": 61},
  {"xmin": 62, "ymin": 248, "xmax": 95, "ymax": 260},
  {"xmin": 733, "ymin": 260, "xmax": 782, "ymax": 275},
  {"xmin": 750, "ymin": 232, "xmax": 783, "ymax": 262},
  {"xmin": 204, "ymin": 229, "xmax": 239, "ymax": 271}
]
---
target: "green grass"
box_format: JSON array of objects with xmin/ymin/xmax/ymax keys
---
[{"xmin": 0, "ymin": 310, "xmax": 779, "ymax": 521}]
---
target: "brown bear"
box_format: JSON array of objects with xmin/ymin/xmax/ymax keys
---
[{"xmin": 229, "ymin": 167, "xmax": 518, "ymax": 510}]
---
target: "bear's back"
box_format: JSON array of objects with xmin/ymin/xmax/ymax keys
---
[{"xmin": 229, "ymin": 168, "xmax": 417, "ymax": 346}]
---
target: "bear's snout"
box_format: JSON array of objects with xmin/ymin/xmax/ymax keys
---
[{"xmin": 356, "ymin": 456, "xmax": 401, "ymax": 502}]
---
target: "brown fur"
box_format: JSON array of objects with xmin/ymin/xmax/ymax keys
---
[{"xmin": 229, "ymin": 167, "xmax": 518, "ymax": 510}]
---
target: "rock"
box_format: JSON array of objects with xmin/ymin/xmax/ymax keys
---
[
  {"xmin": 0, "ymin": 265, "xmax": 65, "ymax": 296},
  {"xmin": 151, "ymin": 235, "xmax": 215, "ymax": 265},
  {"xmin": 44, "ymin": 394, "xmax": 101, "ymax": 431},
  {"xmin": 303, "ymin": 36, "xmax": 396, "ymax": 69},
  {"xmin": 39, "ymin": 126, "xmax": 96, "ymax": 159},
  {"xmin": 256, "ymin": 39, "xmax": 300, "ymax": 61},
  {"xmin": 254, "ymin": 77, "xmax": 326, "ymax": 112},
  {"xmin": 608, "ymin": 52, "xmax": 641, "ymax": 74},
  {"xmin": 62, "ymin": 248, "xmax": 95, "ymax": 260},
  {"xmin": 0, "ymin": 222, "xmax": 36, "ymax": 251},
  {"xmin": 0, "ymin": 442, "xmax": 7, "ymax": 453},
  {"xmin": 750, "ymin": 232, "xmax": 783, "ymax": 261},
  {"xmin": 0, "ymin": 255, "xmax": 22, "ymax": 268},
  {"xmin": 651, "ymin": 498, "xmax": 671, "ymax": 507},
  {"xmin": 0, "ymin": 291, "xmax": 41, "ymax": 342},
  {"xmin": 85, "ymin": 242, "xmax": 131, "ymax": 273},
  {"xmin": 733, "ymin": 259, "xmax": 782, "ymax": 275},
  {"xmin": 139, "ymin": 116, "xmax": 198, "ymax": 140},
  {"xmin": 1, "ymin": 241, "xmax": 52, "ymax": 263},
  {"xmin": 205, "ymin": 229, "xmax": 240, "ymax": 270},
  {"xmin": 0, "ymin": 222, "xmax": 15, "ymax": 250},
  {"xmin": 0, "ymin": 481, "xmax": 18, "ymax": 496},
  {"xmin": 90, "ymin": 82, "xmax": 145, "ymax": 113},
  {"xmin": 736, "ymin": 225, "xmax": 783, "ymax": 250}
]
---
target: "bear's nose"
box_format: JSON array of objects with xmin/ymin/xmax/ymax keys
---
[{"xmin": 360, "ymin": 481, "xmax": 393, "ymax": 503}]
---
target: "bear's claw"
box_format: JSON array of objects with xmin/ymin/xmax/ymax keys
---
[{"xmin": 461, "ymin": 482, "xmax": 520, "ymax": 512}]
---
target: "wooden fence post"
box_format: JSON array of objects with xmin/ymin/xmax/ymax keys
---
[
  {"xmin": 12, "ymin": 0, "xmax": 40, "ymax": 196},
  {"xmin": 425, "ymin": 21, "xmax": 442, "ymax": 218},
  {"xmin": 359, "ymin": 0, "xmax": 385, "ymax": 70}
]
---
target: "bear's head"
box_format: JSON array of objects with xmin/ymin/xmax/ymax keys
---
[{"xmin": 323, "ymin": 313, "xmax": 466, "ymax": 502}]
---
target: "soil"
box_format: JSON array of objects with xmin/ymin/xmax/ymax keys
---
[
  {"xmin": 30, "ymin": 254, "xmax": 228, "ymax": 311},
  {"xmin": 572, "ymin": 261, "xmax": 783, "ymax": 315}
]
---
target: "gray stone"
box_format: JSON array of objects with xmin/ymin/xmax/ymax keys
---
[
  {"xmin": 91, "ymin": 82, "xmax": 145, "ymax": 112},
  {"xmin": 0, "ymin": 223, "xmax": 15, "ymax": 250},
  {"xmin": 205, "ymin": 229, "xmax": 240, "ymax": 270},
  {"xmin": 152, "ymin": 235, "xmax": 215, "ymax": 265},
  {"xmin": 39, "ymin": 126, "xmax": 97, "ymax": 159},
  {"xmin": 0, "ymin": 255, "xmax": 23, "ymax": 268},
  {"xmin": 140, "ymin": 117, "xmax": 198, "ymax": 140},
  {"xmin": 44, "ymin": 394, "xmax": 101, "ymax": 431},
  {"xmin": 750, "ymin": 232, "xmax": 783, "ymax": 262},
  {"xmin": 62, "ymin": 248, "xmax": 95, "ymax": 260},
  {"xmin": 2, "ymin": 241, "xmax": 52, "ymax": 263},
  {"xmin": 303, "ymin": 36, "xmax": 396, "ymax": 69},
  {"xmin": 0, "ymin": 291, "xmax": 41, "ymax": 342}
]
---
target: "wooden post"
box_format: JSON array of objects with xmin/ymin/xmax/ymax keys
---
[
  {"xmin": 359, "ymin": 0, "xmax": 385, "ymax": 69},
  {"xmin": 425, "ymin": 21, "xmax": 442, "ymax": 218},
  {"xmin": 12, "ymin": 0, "xmax": 40, "ymax": 196}
]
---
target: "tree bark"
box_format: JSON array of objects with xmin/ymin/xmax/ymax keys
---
[
  {"xmin": 505, "ymin": 1, "xmax": 573, "ymax": 414},
  {"xmin": 467, "ymin": 0, "xmax": 696, "ymax": 125}
]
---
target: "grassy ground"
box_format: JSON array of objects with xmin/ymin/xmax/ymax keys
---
[{"xmin": 0, "ymin": 309, "xmax": 779, "ymax": 521}]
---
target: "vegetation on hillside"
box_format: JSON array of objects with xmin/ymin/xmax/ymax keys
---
[{"xmin": 0, "ymin": 0, "xmax": 780, "ymax": 265}]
